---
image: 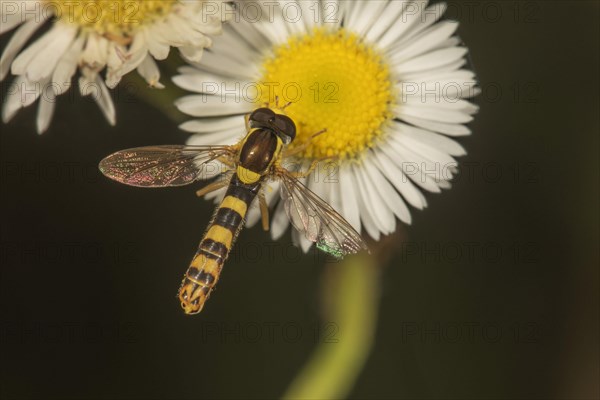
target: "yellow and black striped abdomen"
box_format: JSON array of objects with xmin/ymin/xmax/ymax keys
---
[
  {"xmin": 178, "ymin": 175, "xmax": 260, "ymax": 314},
  {"xmin": 179, "ymin": 128, "xmax": 283, "ymax": 314}
]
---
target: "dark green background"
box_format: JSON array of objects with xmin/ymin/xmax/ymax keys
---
[{"xmin": 1, "ymin": 1, "xmax": 598, "ymax": 399}]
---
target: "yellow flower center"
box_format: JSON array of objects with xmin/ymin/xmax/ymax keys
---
[
  {"xmin": 46, "ymin": 0, "xmax": 175, "ymax": 38},
  {"xmin": 258, "ymin": 28, "xmax": 395, "ymax": 160}
]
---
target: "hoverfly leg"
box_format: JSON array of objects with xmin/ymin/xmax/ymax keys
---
[
  {"xmin": 196, "ymin": 179, "xmax": 229, "ymax": 197},
  {"xmin": 258, "ymin": 190, "xmax": 270, "ymax": 231},
  {"xmin": 287, "ymin": 160, "xmax": 320, "ymax": 179},
  {"xmin": 216, "ymin": 155, "xmax": 235, "ymax": 168},
  {"xmin": 282, "ymin": 128, "xmax": 328, "ymax": 158},
  {"xmin": 311, "ymin": 128, "xmax": 327, "ymax": 138}
]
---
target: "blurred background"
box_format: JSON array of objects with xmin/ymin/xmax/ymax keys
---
[{"xmin": 1, "ymin": 1, "xmax": 598, "ymax": 399}]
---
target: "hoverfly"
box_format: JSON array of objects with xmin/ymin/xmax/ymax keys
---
[{"xmin": 99, "ymin": 107, "xmax": 368, "ymax": 314}]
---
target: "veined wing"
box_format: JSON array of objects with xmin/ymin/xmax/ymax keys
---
[
  {"xmin": 276, "ymin": 168, "xmax": 369, "ymax": 259},
  {"xmin": 99, "ymin": 145, "xmax": 235, "ymax": 187}
]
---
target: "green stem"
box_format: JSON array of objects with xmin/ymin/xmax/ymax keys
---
[{"xmin": 283, "ymin": 253, "xmax": 380, "ymax": 399}]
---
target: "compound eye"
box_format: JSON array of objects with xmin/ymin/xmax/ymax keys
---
[
  {"xmin": 249, "ymin": 108, "xmax": 276, "ymax": 125},
  {"xmin": 272, "ymin": 114, "xmax": 296, "ymax": 144}
]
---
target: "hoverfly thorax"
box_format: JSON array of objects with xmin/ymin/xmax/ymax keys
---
[
  {"xmin": 236, "ymin": 107, "xmax": 297, "ymax": 184},
  {"xmin": 238, "ymin": 129, "xmax": 279, "ymax": 174}
]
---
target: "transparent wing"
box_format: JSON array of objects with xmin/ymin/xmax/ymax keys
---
[
  {"xmin": 277, "ymin": 169, "xmax": 369, "ymax": 259},
  {"xmin": 99, "ymin": 145, "xmax": 235, "ymax": 187}
]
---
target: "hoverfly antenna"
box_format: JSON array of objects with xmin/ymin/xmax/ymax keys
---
[
  {"xmin": 281, "ymin": 101, "xmax": 292, "ymax": 110},
  {"xmin": 312, "ymin": 128, "xmax": 328, "ymax": 138}
]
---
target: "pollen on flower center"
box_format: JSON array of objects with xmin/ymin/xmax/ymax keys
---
[
  {"xmin": 47, "ymin": 0, "xmax": 176, "ymax": 37},
  {"xmin": 258, "ymin": 28, "xmax": 395, "ymax": 160}
]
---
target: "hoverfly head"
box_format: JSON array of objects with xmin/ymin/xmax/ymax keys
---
[
  {"xmin": 248, "ymin": 107, "xmax": 296, "ymax": 145},
  {"xmin": 248, "ymin": 107, "xmax": 275, "ymax": 129},
  {"xmin": 271, "ymin": 113, "xmax": 296, "ymax": 145}
]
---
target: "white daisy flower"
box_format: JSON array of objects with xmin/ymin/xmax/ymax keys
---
[
  {"xmin": 173, "ymin": 0, "xmax": 480, "ymax": 252},
  {"xmin": 0, "ymin": 0, "xmax": 231, "ymax": 133}
]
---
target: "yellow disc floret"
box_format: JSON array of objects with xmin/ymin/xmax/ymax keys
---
[
  {"xmin": 258, "ymin": 28, "xmax": 395, "ymax": 160},
  {"xmin": 46, "ymin": 0, "xmax": 175, "ymax": 38}
]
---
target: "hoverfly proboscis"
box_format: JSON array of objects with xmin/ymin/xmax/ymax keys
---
[{"xmin": 99, "ymin": 107, "xmax": 368, "ymax": 314}]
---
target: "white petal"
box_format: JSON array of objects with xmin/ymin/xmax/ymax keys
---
[
  {"xmin": 379, "ymin": 141, "xmax": 441, "ymax": 193},
  {"xmin": 179, "ymin": 46, "xmax": 204, "ymax": 63},
  {"xmin": 395, "ymin": 103, "xmax": 473, "ymax": 124},
  {"xmin": 394, "ymin": 47, "xmax": 468, "ymax": 77},
  {"xmin": 245, "ymin": 181, "xmax": 280, "ymax": 228},
  {"xmin": 350, "ymin": 164, "xmax": 380, "ymax": 240},
  {"xmin": 11, "ymin": 24, "xmax": 64, "ymax": 76},
  {"xmin": 356, "ymin": 162, "xmax": 395, "ymax": 234},
  {"xmin": 196, "ymin": 50, "xmax": 259, "ymax": 79},
  {"xmin": 390, "ymin": 128, "xmax": 456, "ymax": 177},
  {"xmin": 36, "ymin": 94, "xmax": 55, "ymax": 134},
  {"xmin": 256, "ymin": 7, "xmax": 290, "ymax": 45},
  {"xmin": 433, "ymin": 37, "xmax": 461, "ymax": 51},
  {"xmin": 81, "ymin": 75, "xmax": 115, "ymax": 126},
  {"xmin": 173, "ymin": 72, "xmax": 252, "ymax": 97},
  {"xmin": 175, "ymin": 95, "xmax": 253, "ymax": 117},
  {"xmin": 22, "ymin": 75, "xmax": 44, "ymax": 107},
  {"xmin": 298, "ymin": 0, "xmax": 319, "ymax": 31},
  {"xmin": 377, "ymin": 0, "xmax": 429, "ymax": 49},
  {"xmin": 106, "ymin": 35, "xmax": 147, "ymax": 88},
  {"xmin": 1, "ymin": 1, "xmax": 43, "ymax": 34},
  {"xmin": 271, "ymin": 197, "xmax": 290, "ymax": 240},
  {"xmin": 0, "ymin": 8, "xmax": 25, "ymax": 34},
  {"xmin": 136, "ymin": 54, "xmax": 164, "ymax": 88},
  {"xmin": 25, "ymin": 25, "xmax": 77, "ymax": 82},
  {"xmin": 365, "ymin": 1, "xmax": 411, "ymax": 44},
  {"xmin": 105, "ymin": 41, "xmax": 126, "ymax": 72},
  {"xmin": 392, "ymin": 132, "xmax": 457, "ymax": 175},
  {"xmin": 186, "ymin": 12, "xmax": 223, "ymax": 36},
  {"xmin": 387, "ymin": 2, "xmax": 449, "ymax": 51},
  {"xmin": 179, "ymin": 115, "xmax": 245, "ymax": 133},
  {"xmin": 338, "ymin": 164, "xmax": 362, "ymax": 233},
  {"xmin": 186, "ymin": 127, "xmax": 245, "ymax": 146},
  {"xmin": 290, "ymin": 228, "xmax": 310, "ymax": 253},
  {"xmin": 397, "ymin": 69, "xmax": 479, "ymax": 100},
  {"xmin": 399, "ymin": 114, "xmax": 471, "ymax": 136},
  {"xmin": 144, "ymin": 29, "xmax": 170, "ymax": 60},
  {"xmin": 245, "ymin": 201, "xmax": 261, "ymax": 229},
  {"xmin": 0, "ymin": 18, "xmax": 45, "ymax": 81},
  {"xmin": 52, "ymin": 36, "xmax": 85, "ymax": 95},
  {"xmin": 80, "ymin": 34, "xmax": 109, "ymax": 70},
  {"xmin": 403, "ymin": 96, "xmax": 479, "ymax": 114},
  {"xmin": 372, "ymin": 147, "xmax": 428, "ymax": 209},
  {"xmin": 2, "ymin": 75, "xmax": 26, "ymax": 122},
  {"xmin": 363, "ymin": 155, "xmax": 411, "ymax": 224},
  {"xmin": 393, "ymin": 121, "xmax": 466, "ymax": 156},
  {"xmin": 287, "ymin": 174, "xmax": 314, "ymax": 253},
  {"xmin": 388, "ymin": 21, "xmax": 458, "ymax": 65},
  {"xmin": 397, "ymin": 60, "xmax": 467, "ymax": 85},
  {"xmin": 208, "ymin": 25, "xmax": 262, "ymax": 65},
  {"xmin": 2, "ymin": 75, "xmax": 47, "ymax": 124},
  {"xmin": 327, "ymin": 178, "xmax": 343, "ymax": 215},
  {"xmin": 205, "ymin": 185, "xmax": 227, "ymax": 203},
  {"xmin": 346, "ymin": 0, "xmax": 388, "ymax": 37},
  {"xmin": 228, "ymin": 16, "xmax": 271, "ymax": 53},
  {"xmin": 435, "ymin": 179, "xmax": 452, "ymax": 189}
]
